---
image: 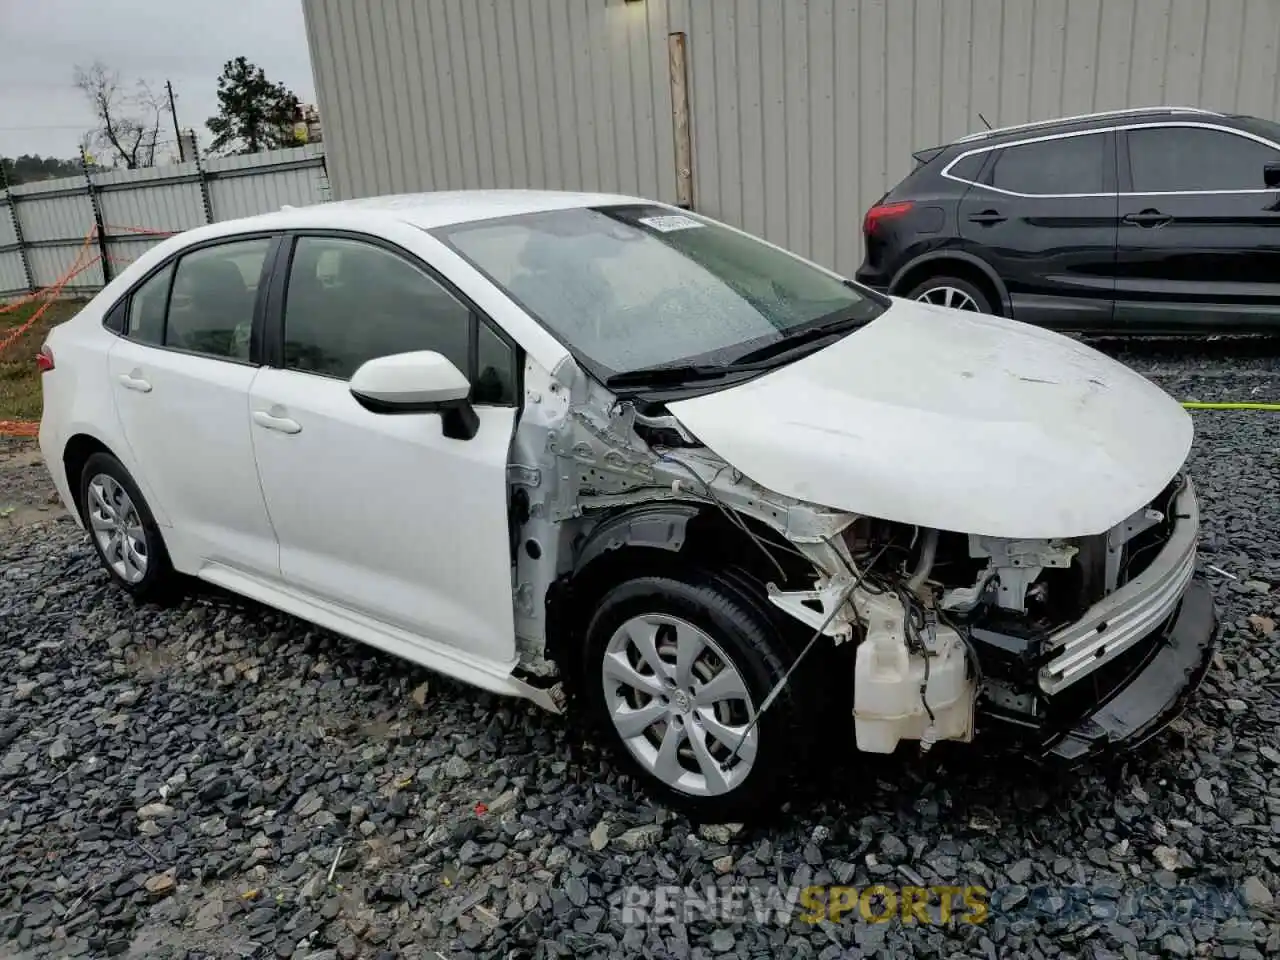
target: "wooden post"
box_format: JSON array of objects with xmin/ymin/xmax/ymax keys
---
[{"xmin": 668, "ymin": 32, "xmax": 694, "ymax": 210}]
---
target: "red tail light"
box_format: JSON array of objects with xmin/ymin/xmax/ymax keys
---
[
  {"xmin": 862, "ymin": 200, "xmax": 914, "ymax": 236},
  {"xmin": 36, "ymin": 345, "xmax": 54, "ymax": 373}
]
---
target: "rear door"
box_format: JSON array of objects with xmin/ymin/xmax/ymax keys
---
[
  {"xmin": 1114, "ymin": 122, "xmax": 1280, "ymax": 331},
  {"xmin": 107, "ymin": 234, "xmax": 280, "ymax": 576},
  {"xmin": 954, "ymin": 130, "xmax": 1119, "ymax": 330}
]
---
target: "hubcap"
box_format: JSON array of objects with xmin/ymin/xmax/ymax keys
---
[
  {"xmin": 602, "ymin": 613, "xmax": 759, "ymax": 797},
  {"xmin": 916, "ymin": 285, "xmax": 980, "ymax": 311},
  {"xmin": 87, "ymin": 474, "xmax": 148, "ymax": 584}
]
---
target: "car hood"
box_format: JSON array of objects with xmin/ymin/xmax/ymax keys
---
[{"xmin": 665, "ymin": 299, "xmax": 1193, "ymax": 539}]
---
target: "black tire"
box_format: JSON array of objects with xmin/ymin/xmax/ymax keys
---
[
  {"xmin": 580, "ymin": 570, "xmax": 812, "ymax": 821},
  {"xmin": 904, "ymin": 274, "xmax": 996, "ymax": 314},
  {"xmin": 78, "ymin": 452, "xmax": 179, "ymax": 603}
]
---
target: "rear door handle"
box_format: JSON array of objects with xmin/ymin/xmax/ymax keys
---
[
  {"xmin": 252, "ymin": 410, "xmax": 302, "ymax": 435},
  {"xmin": 117, "ymin": 373, "xmax": 152, "ymax": 393},
  {"xmin": 967, "ymin": 209, "xmax": 1007, "ymax": 225},
  {"xmin": 1123, "ymin": 208, "xmax": 1172, "ymax": 228}
]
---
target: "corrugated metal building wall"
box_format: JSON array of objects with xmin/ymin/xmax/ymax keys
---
[{"xmin": 303, "ymin": 0, "xmax": 1280, "ymax": 277}]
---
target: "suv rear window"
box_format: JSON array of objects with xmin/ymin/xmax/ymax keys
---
[{"xmin": 987, "ymin": 133, "xmax": 1106, "ymax": 196}]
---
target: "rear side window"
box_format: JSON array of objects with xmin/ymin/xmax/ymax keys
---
[
  {"xmin": 165, "ymin": 238, "xmax": 272, "ymax": 361},
  {"xmin": 988, "ymin": 133, "xmax": 1106, "ymax": 195},
  {"xmin": 126, "ymin": 263, "xmax": 173, "ymax": 345},
  {"xmin": 1128, "ymin": 126, "xmax": 1280, "ymax": 192},
  {"xmin": 947, "ymin": 152, "xmax": 986, "ymax": 182},
  {"xmin": 282, "ymin": 235, "xmax": 517, "ymax": 405}
]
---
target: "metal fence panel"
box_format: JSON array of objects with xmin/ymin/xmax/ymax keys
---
[
  {"xmin": 0, "ymin": 251, "xmax": 27, "ymax": 295},
  {"xmin": 10, "ymin": 187, "xmax": 94, "ymax": 246},
  {"xmin": 206, "ymin": 145, "xmax": 328, "ymax": 220},
  {"xmin": 27, "ymin": 244, "xmax": 105, "ymax": 291},
  {"xmin": 0, "ymin": 145, "xmax": 327, "ymax": 298},
  {"xmin": 0, "ymin": 202, "xmax": 16, "ymax": 249}
]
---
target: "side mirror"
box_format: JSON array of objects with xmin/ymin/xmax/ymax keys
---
[
  {"xmin": 349, "ymin": 351, "xmax": 479, "ymax": 440},
  {"xmin": 1265, "ymin": 162, "xmax": 1280, "ymax": 188}
]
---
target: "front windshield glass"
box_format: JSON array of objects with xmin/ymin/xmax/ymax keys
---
[{"xmin": 431, "ymin": 204, "xmax": 886, "ymax": 377}]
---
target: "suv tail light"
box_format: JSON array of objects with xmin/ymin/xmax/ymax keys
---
[
  {"xmin": 863, "ymin": 200, "xmax": 914, "ymax": 236},
  {"xmin": 36, "ymin": 345, "xmax": 54, "ymax": 373}
]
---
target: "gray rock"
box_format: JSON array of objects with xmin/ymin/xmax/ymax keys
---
[
  {"xmin": 443, "ymin": 756, "xmax": 471, "ymax": 779},
  {"xmin": 710, "ymin": 929, "xmax": 735, "ymax": 953},
  {"xmin": 615, "ymin": 824, "xmax": 663, "ymax": 851},
  {"xmin": 1242, "ymin": 876, "xmax": 1273, "ymax": 909}
]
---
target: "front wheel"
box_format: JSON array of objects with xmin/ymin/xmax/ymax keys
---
[
  {"xmin": 905, "ymin": 275, "xmax": 994, "ymax": 314},
  {"xmin": 581, "ymin": 572, "xmax": 809, "ymax": 820}
]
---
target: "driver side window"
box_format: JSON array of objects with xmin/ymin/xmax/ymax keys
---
[{"xmin": 282, "ymin": 236, "xmax": 517, "ymax": 405}]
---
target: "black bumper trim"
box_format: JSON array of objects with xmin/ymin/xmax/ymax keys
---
[{"xmin": 1041, "ymin": 577, "xmax": 1217, "ymax": 762}]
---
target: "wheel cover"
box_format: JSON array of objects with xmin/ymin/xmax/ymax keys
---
[
  {"xmin": 87, "ymin": 474, "xmax": 148, "ymax": 584},
  {"xmin": 916, "ymin": 285, "xmax": 981, "ymax": 311},
  {"xmin": 602, "ymin": 613, "xmax": 759, "ymax": 797}
]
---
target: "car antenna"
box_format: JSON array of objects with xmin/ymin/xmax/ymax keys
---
[{"xmin": 978, "ymin": 112, "xmax": 993, "ymax": 130}]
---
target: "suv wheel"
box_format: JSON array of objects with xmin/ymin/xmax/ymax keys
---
[
  {"xmin": 80, "ymin": 452, "xmax": 179, "ymax": 602},
  {"xmin": 906, "ymin": 275, "xmax": 994, "ymax": 314},
  {"xmin": 581, "ymin": 572, "xmax": 809, "ymax": 820}
]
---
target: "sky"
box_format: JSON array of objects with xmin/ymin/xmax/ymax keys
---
[{"xmin": 0, "ymin": 0, "xmax": 316, "ymax": 161}]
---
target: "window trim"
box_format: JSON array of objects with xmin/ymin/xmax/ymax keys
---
[
  {"xmin": 941, "ymin": 121, "xmax": 1280, "ymax": 198},
  {"xmin": 101, "ymin": 231, "xmax": 284, "ymax": 367},
  {"xmin": 264, "ymin": 229, "xmax": 523, "ymax": 408}
]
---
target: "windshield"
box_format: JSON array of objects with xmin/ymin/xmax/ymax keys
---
[{"xmin": 431, "ymin": 204, "xmax": 887, "ymax": 379}]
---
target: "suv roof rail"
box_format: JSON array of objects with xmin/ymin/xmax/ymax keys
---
[{"xmin": 953, "ymin": 106, "xmax": 1222, "ymax": 144}]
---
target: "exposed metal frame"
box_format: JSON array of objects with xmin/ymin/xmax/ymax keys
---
[{"xmin": 940, "ymin": 120, "xmax": 1280, "ymax": 199}]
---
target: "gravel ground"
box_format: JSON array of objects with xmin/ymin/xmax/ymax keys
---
[{"xmin": 1, "ymin": 345, "xmax": 1279, "ymax": 960}]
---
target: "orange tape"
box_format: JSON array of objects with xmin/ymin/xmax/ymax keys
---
[{"xmin": 0, "ymin": 420, "xmax": 38, "ymax": 438}]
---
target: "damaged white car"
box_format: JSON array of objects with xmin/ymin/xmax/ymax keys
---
[{"xmin": 38, "ymin": 191, "xmax": 1216, "ymax": 818}]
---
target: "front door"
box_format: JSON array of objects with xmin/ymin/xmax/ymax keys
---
[
  {"xmin": 107, "ymin": 235, "xmax": 279, "ymax": 576},
  {"xmin": 956, "ymin": 129, "xmax": 1118, "ymax": 331},
  {"xmin": 1114, "ymin": 122, "xmax": 1280, "ymax": 331},
  {"xmin": 248, "ymin": 233, "xmax": 522, "ymax": 665}
]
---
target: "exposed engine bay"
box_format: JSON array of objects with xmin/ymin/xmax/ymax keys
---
[{"xmin": 509, "ymin": 356, "xmax": 1200, "ymax": 758}]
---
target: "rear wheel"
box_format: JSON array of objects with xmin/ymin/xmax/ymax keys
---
[
  {"xmin": 905, "ymin": 275, "xmax": 994, "ymax": 314},
  {"xmin": 79, "ymin": 452, "xmax": 179, "ymax": 603},
  {"xmin": 581, "ymin": 571, "xmax": 809, "ymax": 820}
]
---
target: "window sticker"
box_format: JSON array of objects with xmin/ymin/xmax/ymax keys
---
[{"xmin": 638, "ymin": 214, "xmax": 705, "ymax": 233}]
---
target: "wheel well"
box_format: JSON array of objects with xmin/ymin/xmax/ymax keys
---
[
  {"xmin": 545, "ymin": 506, "xmax": 816, "ymax": 685},
  {"xmin": 892, "ymin": 257, "xmax": 1004, "ymax": 316},
  {"xmin": 62, "ymin": 434, "xmax": 112, "ymax": 521}
]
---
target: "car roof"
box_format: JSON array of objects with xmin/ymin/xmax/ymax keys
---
[
  {"xmin": 183, "ymin": 189, "xmax": 649, "ymax": 241},
  {"xmin": 949, "ymin": 105, "xmax": 1228, "ymax": 147}
]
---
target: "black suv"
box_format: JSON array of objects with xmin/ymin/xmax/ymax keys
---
[{"xmin": 855, "ymin": 106, "xmax": 1280, "ymax": 333}]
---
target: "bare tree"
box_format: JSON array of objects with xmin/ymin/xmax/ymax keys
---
[{"xmin": 73, "ymin": 62, "xmax": 163, "ymax": 169}]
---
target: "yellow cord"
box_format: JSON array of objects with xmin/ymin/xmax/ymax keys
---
[{"xmin": 1181, "ymin": 401, "xmax": 1280, "ymax": 410}]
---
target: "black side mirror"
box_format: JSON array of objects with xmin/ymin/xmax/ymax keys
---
[{"xmin": 1265, "ymin": 162, "xmax": 1280, "ymax": 188}]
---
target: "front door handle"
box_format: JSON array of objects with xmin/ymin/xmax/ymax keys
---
[
  {"xmin": 967, "ymin": 209, "xmax": 1007, "ymax": 225},
  {"xmin": 252, "ymin": 410, "xmax": 302, "ymax": 435},
  {"xmin": 1123, "ymin": 208, "xmax": 1172, "ymax": 228},
  {"xmin": 117, "ymin": 373, "xmax": 152, "ymax": 393}
]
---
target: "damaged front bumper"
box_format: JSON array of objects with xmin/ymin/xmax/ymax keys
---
[
  {"xmin": 1037, "ymin": 576, "xmax": 1216, "ymax": 761},
  {"xmin": 994, "ymin": 478, "xmax": 1218, "ymax": 762}
]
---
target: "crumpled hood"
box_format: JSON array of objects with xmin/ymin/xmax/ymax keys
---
[{"xmin": 666, "ymin": 299, "xmax": 1193, "ymax": 539}]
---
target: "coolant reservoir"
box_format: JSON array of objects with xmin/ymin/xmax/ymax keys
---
[{"xmin": 853, "ymin": 594, "xmax": 974, "ymax": 753}]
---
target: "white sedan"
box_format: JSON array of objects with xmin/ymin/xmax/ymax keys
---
[{"xmin": 38, "ymin": 191, "xmax": 1216, "ymax": 818}]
